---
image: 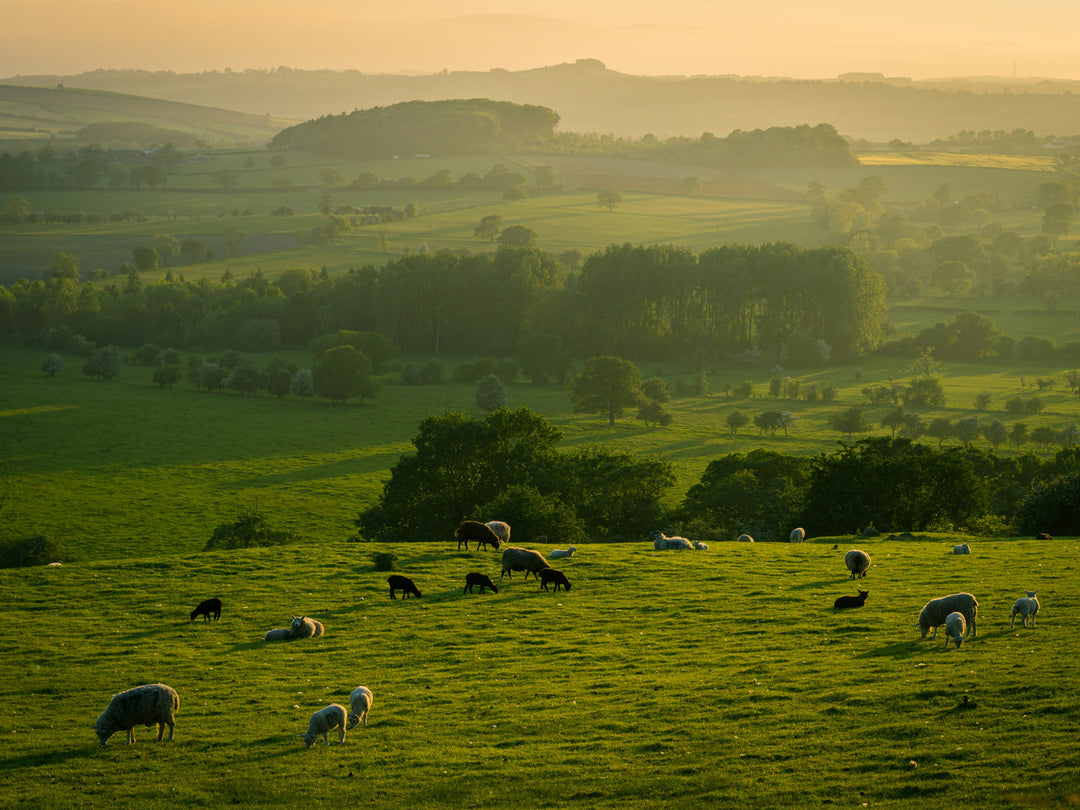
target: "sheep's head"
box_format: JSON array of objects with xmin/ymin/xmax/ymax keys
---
[
  {"xmin": 1025, "ymin": 590, "xmax": 1039, "ymax": 599},
  {"xmin": 858, "ymin": 590, "xmax": 869, "ymax": 599},
  {"xmin": 291, "ymin": 616, "xmax": 304, "ymax": 630}
]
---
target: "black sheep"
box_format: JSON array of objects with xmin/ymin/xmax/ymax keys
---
[
  {"xmin": 189, "ymin": 597, "xmax": 222, "ymax": 622},
  {"xmin": 455, "ymin": 520, "xmax": 501, "ymax": 551},
  {"xmin": 463, "ymin": 572, "xmax": 499, "ymax": 594},
  {"xmin": 833, "ymin": 590, "xmax": 869, "ymax": 609},
  {"xmin": 539, "ymin": 568, "xmax": 572, "ymax": 592},
  {"xmin": 388, "ymin": 575, "xmax": 422, "ymax": 599}
]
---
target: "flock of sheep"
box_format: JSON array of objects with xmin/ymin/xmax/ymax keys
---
[{"xmin": 94, "ymin": 521, "xmax": 1045, "ymax": 746}]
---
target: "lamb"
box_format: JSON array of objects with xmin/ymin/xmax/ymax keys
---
[
  {"xmin": 94, "ymin": 683, "xmax": 179, "ymax": 746},
  {"xmin": 263, "ymin": 628, "xmax": 291, "ymax": 641},
  {"xmin": 549, "ymin": 546, "xmax": 577, "ymax": 559},
  {"xmin": 1010, "ymin": 590, "xmax": 1040, "ymax": 628},
  {"xmin": 300, "ymin": 704, "xmax": 348, "ymax": 748},
  {"xmin": 845, "ymin": 549, "xmax": 872, "ymax": 579},
  {"xmin": 918, "ymin": 593, "xmax": 979, "ymax": 640},
  {"xmin": 500, "ymin": 546, "xmax": 550, "ymax": 580},
  {"xmin": 388, "ymin": 574, "xmax": 422, "ymax": 598},
  {"xmin": 539, "ymin": 568, "xmax": 572, "ymax": 591},
  {"xmin": 289, "ymin": 616, "xmax": 325, "ymax": 639},
  {"xmin": 464, "ymin": 572, "xmax": 499, "ymax": 594},
  {"xmin": 789, "ymin": 527, "xmax": 806, "ymax": 543},
  {"xmin": 944, "ymin": 612, "xmax": 967, "ymax": 649},
  {"xmin": 455, "ymin": 520, "xmax": 501, "ymax": 551},
  {"xmin": 347, "ymin": 686, "xmax": 373, "ymax": 730},
  {"xmin": 952, "ymin": 543, "xmax": 970, "ymax": 554},
  {"xmin": 833, "ymin": 590, "xmax": 869, "ymax": 609},
  {"xmin": 692, "ymin": 541, "xmax": 709, "ymax": 551},
  {"xmin": 189, "ymin": 597, "xmax": 222, "ymax": 622},
  {"xmin": 485, "ymin": 520, "xmax": 511, "ymax": 546},
  {"xmin": 650, "ymin": 530, "xmax": 693, "ymax": 550},
  {"xmin": 736, "ymin": 534, "xmax": 754, "ymax": 543}
]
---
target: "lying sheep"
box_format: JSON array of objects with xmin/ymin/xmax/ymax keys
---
[
  {"xmin": 263, "ymin": 628, "xmax": 291, "ymax": 641},
  {"xmin": 789, "ymin": 527, "xmax": 806, "ymax": 543},
  {"xmin": 388, "ymin": 574, "xmax": 422, "ymax": 598},
  {"xmin": 845, "ymin": 549, "xmax": 872, "ymax": 579},
  {"xmin": 485, "ymin": 520, "xmax": 511, "ymax": 546},
  {"xmin": 464, "ymin": 572, "xmax": 499, "ymax": 594},
  {"xmin": 289, "ymin": 616, "xmax": 325, "ymax": 639},
  {"xmin": 918, "ymin": 593, "xmax": 979, "ymax": 640},
  {"xmin": 833, "ymin": 590, "xmax": 869, "ymax": 609},
  {"xmin": 300, "ymin": 704, "xmax": 348, "ymax": 748},
  {"xmin": 944, "ymin": 612, "xmax": 967, "ymax": 649},
  {"xmin": 539, "ymin": 568, "xmax": 572, "ymax": 591},
  {"xmin": 952, "ymin": 543, "xmax": 970, "ymax": 554},
  {"xmin": 189, "ymin": 597, "xmax": 222, "ymax": 622},
  {"xmin": 1010, "ymin": 590, "xmax": 1040, "ymax": 628},
  {"xmin": 94, "ymin": 683, "xmax": 179, "ymax": 746},
  {"xmin": 651, "ymin": 530, "xmax": 693, "ymax": 550},
  {"xmin": 455, "ymin": 520, "xmax": 501, "ymax": 551},
  {"xmin": 347, "ymin": 686, "xmax": 373, "ymax": 730},
  {"xmin": 736, "ymin": 534, "xmax": 754, "ymax": 543},
  {"xmin": 549, "ymin": 546, "xmax": 576, "ymax": 559},
  {"xmin": 692, "ymin": 540, "xmax": 709, "ymax": 551},
  {"xmin": 500, "ymin": 547, "xmax": 550, "ymax": 580}
]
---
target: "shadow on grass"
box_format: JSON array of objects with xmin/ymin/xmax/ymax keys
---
[
  {"xmin": 0, "ymin": 748, "xmax": 93, "ymax": 770},
  {"xmin": 854, "ymin": 639, "xmax": 924, "ymax": 659}
]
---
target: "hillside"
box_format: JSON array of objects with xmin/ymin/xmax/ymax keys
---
[{"xmin": 6, "ymin": 60, "xmax": 1080, "ymax": 142}]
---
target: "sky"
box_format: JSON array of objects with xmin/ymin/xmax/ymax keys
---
[{"xmin": 3, "ymin": 0, "xmax": 1080, "ymax": 80}]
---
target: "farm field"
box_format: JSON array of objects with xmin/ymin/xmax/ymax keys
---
[{"xmin": 0, "ymin": 537, "xmax": 1076, "ymax": 808}]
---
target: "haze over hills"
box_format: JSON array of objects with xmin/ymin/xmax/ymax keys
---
[{"xmin": 6, "ymin": 60, "xmax": 1080, "ymax": 143}]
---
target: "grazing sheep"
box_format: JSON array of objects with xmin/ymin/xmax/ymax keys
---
[
  {"xmin": 500, "ymin": 547, "xmax": 550, "ymax": 580},
  {"xmin": 539, "ymin": 568, "xmax": 572, "ymax": 592},
  {"xmin": 736, "ymin": 534, "xmax": 754, "ymax": 543},
  {"xmin": 651, "ymin": 530, "xmax": 693, "ymax": 550},
  {"xmin": 952, "ymin": 543, "xmax": 971, "ymax": 555},
  {"xmin": 289, "ymin": 616, "xmax": 325, "ymax": 639},
  {"xmin": 347, "ymin": 686, "xmax": 373, "ymax": 730},
  {"xmin": 94, "ymin": 683, "xmax": 179, "ymax": 746},
  {"xmin": 918, "ymin": 593, "xmax": 979, "ymax": 640},
  {"xmin": 692, "ymin": 540, "xmax": 709, "ymax": 551},
  {"xmin": 789, "ymin": 527, "xmax": 806, "ymax": 543},
  {"xmin": 463, "ymin": 572, "xmax": 499, "ymax": 594},
  {"xmin": 833, "ymin": 590, "xmax": 869, "ymax": 609},
  {"xmin": 845, "ymin": 549, "xmax": 872, "ymax": 579},
  {"xmin": 944, "ymin": 612, "xmax": 967, "ymax": 649},
  {"xmin": 388, "ymin": 574, "xmax": 422, "ymax": 599},
  {"xmin": 455, "ymin": 520, "xmax": 502, "ymax": 551},
  {"xmin": 485, "ymin": 520, "xmax": 511, "ymax": 546},
  {"xmin": 189, "ymin": 597, "xmax": 222, "ymax": 622},
  {"xmin": 1010, "ymin": 590, "xmax": 1040, "ymax": 628},
  {"xmin": 1035, "ymin": 532, "xmax": 1053, "ymax": 540},
  {"xmin": 300, "ymin": 704, "xmax": 348, "ymax": 748},
  {"xmin": 263, "ymin": 628, "xmax": 291, "ymax": 641},
  {"xmin": 549, "ymin": 546, "xmax": 577, "ymax": 559}
]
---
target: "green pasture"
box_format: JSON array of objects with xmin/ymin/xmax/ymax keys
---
[{"xmin": 0, "ymin": 535, "xmax": 1076, "ymax": 808}]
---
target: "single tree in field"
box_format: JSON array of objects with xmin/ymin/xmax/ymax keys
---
[
  {"xmin": 682, "ymin": 176, "xmax": 702, "ymax": 194},
  {"xmin": 829, "ymin": 406, "xmax": 868, "ymax": 440},
  {"xmin": 725, "ymin": 410, "xmax": 749, "ymax": 435},
  {"xmin": 312, "ymin": 345, "xmax": 372, "ymax": 403},
  {"xmin": 212, "ymin": 168, "xmax": 239, "ymax": 191},
  {"xmin": 153, "ymin": 365, "xmax": 182, "ymax": 387},
  {"xmin": 289, "ymin": 369, "xmax": 314, "ymax": 399},
  {"xmin": 272, "ymin": 175, "xmax": 292, "ymax": 190},
  {"xmin": 497, "ymin": 225, "xmax": 537, "ymax": 248},
  {"xmin": 956, "ymin": 416, "xmax": 981, "ymax": 444},
  {"xmin": 221, "ymin": 225, "xmax": 247, "ymax": 257},
  {"xmin": 568, "ymin": 356, "xmax": 643, "ymax": 425},
  {"xmin": 754, "ymin": 410, "xmax": 785, "ymax": 437},
  {"xmin": 81, "ymin": 346, "xmax": 121, "ymax": 380},
  {"xmin": 475, "ymin": 374, "xmax": 507, "ymax": 412},
  {"xmin": 269, "ymin": 154, "xmax": 286, "ymax": 169},
  {"xmin": 597, "ymin": 188, "xmax": 623, "ymax": 212},
  {"xmin": 42, "ymin": 353, "xmax": 64, "ymax": 377},
  {"xmin": 473, "ymin": 214, "xmax": 503, "ymax": 242},
  {"xmin": 1008, "ymin": 421, "xmax": 1029, "ymax": 451},
  {"xmin": 319, "ymin": 167, "xmax": 346, "ymax": 188}
]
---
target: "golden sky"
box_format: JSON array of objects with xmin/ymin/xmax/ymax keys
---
[{"xmin": 3, "ymin": 0, "xmax": 1080, "ymax": 79}]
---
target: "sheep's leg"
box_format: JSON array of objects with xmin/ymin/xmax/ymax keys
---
[
  {"xmin": 166, "ymin": 722, "xmax": 174, "ymax": 742},
  {"xmin": 127, "ymin": 728, "xmax": 135, "ymax": 744},
  {"xmin": 338, "ymin": 728, "xmax": 346, "ymax": 744},
  {"xmin": 928, "ymin": 626, "xmax": 938, "ymax": 640},
  {"xmin": 156, "ymin": 722, "xmax": 165, "ymax": 741}
]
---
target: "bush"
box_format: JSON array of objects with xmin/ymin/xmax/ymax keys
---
[
  {"xmin": 371, "ymin": 552, "xmax": 398, "ymax": 571},
  {"xmin": 204, "ymin": 511, "xmax": 300, "ymax": 551},
  {"xmin": 0, "ymin": 534, "xmax": 64, "ymax": 568}
]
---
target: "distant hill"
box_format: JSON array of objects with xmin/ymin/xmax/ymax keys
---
[
  {"xmin": 5, "ymin": 60, "xmax": 1080, "ymax": 142},
  {"xmin": 0, "ymin": 83, "xmax": 294, "ymax": 149}
]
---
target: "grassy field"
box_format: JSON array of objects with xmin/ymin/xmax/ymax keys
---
[{"xmin": 0, "ymin": 535, "xmax": 1076, "ymax": 808}]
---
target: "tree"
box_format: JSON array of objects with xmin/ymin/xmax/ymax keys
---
[
  {"xmin": 4, "ymin": 195, "xmax": 30, "ymax": 223},
  {"xmin": 108, "ymin": 166, "xmax": 129, "ymax": 190},
  {"xmin": 312, "ymin": 345, "xmax": 372, "ymax": 403},
  {"xmin": 597, "ymin": 188, "xmax": 623, "ymax": 212},
  {"xmin": 81, "ymin": 346, "xmax": 121, "ymax": 380},
  {"xmin": 682, "ymin": 176, "xmax": 702, "ymax": 194},
  {"xmin": 926, "ymin": 417, "xmax": 955, "ymax": 446},
  {"xmin": 983, "ymin": 419, "xmax": 1007, "ymax": 450},
  {"xmin": 204, "ymin": 510, "xmax": 299, "ymax": 550},
  {"xmin": 46, "ymin": 252, "xmax": 79, "ymax": 281},
  {"xmin": 754, "ymin": 410, "xmax": 785, "ymax": 437},
  {"xmin": 1031, "ymin": 426, "xmax": 1060, "ymax": 451},
  {"xmin": 404, "ymin": 201, "xmax": 419, "ymax": 218},
  {"xmin": 42, "ymin": 353, "xmax": 64, "ymax": 377},
  {"xmin": 534, "ymin": 165, "xmax": 563, "ymax": 193},
  {"xmin": 641, "ymin": 377, "xmax": 670, "ymax": 403},
  {"xmin": 502, "ymin": 184, "xmax": 527, "ymax": 202},
  {"xmin": 1009, "ymin": 421, "xmax": 1030, "ymax": 451},
  {"xmin": 956, "ymin": 416, "xmax": 982, "ymax": 444},
  {"xmin": 149, "ymin": 234, "xmax": 180, "ymax": 267},
  {"xmin": 476, "ymin": 373, "xmax": 508, "ymax": 412},
  {"xmin": 636, "ymin": 399, "xmax": 672, "ymax": 427},
  {"xmin": 269, "ymin": 154, "xmax": 287, "ymax": 169},
  {"xmin": 568, "ymin": 356, "xmax": 643, "ymax": 425},
  {"xmin": 272, "ymin": 175, "xmax": 292, "ymax": 190},
  {"xmin": 289, "ymin": 369, "xmax": 314, "ymax": 399},
  {"xmin": 319, "ymin": 167, "xmax": 346, "ymax": 188},
  {"xmin": 519, "ymin": 332, "xmax": 571, "ymax": 385},
  {"xmin": 474, "ymin": 214, "xmax": 503, "ymax": 242},
  {"xmin": 132, "ymin": 246, "xmax": 159, "ymax": 271},
  {"xmin": 829, "ymin": 406, "xmax": 869, "ymax": 439},
  {"xmin": 180, "ymin": 238, "xmax": 207, "ymax": 263},
  {"xmin": 212, "ymin": 168, "xmax": 239, "ymax": 190},
  {"xmin": 221, "ymin": 225, "xmax": 247, "ymax": 256},
  {"xmin": 726, "ymin": 410, "xmax": 749, "ymax": 435},
  {"xmin": 318, "ymin": 193, "xmax": 334, "ymax": 215},
  {"xmin": 152, "ymin": 365, "xmax": 182, "ymax": 387},
  {"xmin": 497, "ymin": 225, "xmax": 537, "ymax": 248},
  {"xmin": 130, "ymin": 163, "xmax": 166, "ymax": 189}
]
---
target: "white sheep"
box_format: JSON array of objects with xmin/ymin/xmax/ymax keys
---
[
  {"xmin": 300, "ymin": 704, "xmax": 348, "ymax": 748},
  {"xmin": 651, "ymin": 530, "xmax": 693, "ymax": 550},
  {"xmin": 944, "ymin": 612, "xmax": 967, "ymax": 649},
  {"xmin": 918, "ymin": 593, "xmax": 979, "ymax": 640},
  {"xmin": 1010, "ymin": 590, "xmax": 1040, "ymax": 628},
  {"xmin": 692, "ymin": 540, "xmax": 709, "ymax": 550},
  {"xmin": 548, "ymin": 546, "xmax": 576, "ymax": 559},
  {"xmin": 289, "ymin": 616, "xmax": 325, "ymax": 639},
  {"xmin": 789, "ymin": 527, "xmax": 806, "ymax": 543},
  {"xmin": 347, "ymin": 686, "xmax": 373, "ymax": 729},
  {"xmin": 263, "ymin": 628, "xmax": 291, "ymax": 641},
  {"xmin": 952, "ymin": 543, "xmax": 970, "ymax": 554},
  {"xmin": 500, "ymin": 546, "xmax": 551, "ymax": 580},
  {"xmin": 736, "ymin": 534, "xmax": 754, "ymax": 543},
  {"xmin": 844, "ymin": 549, "xmax": 871, "ymax": 579},
  {"xmin": 94, "ymin": 683, "xmax": 179, "ymax": 746},
  {"xmin": 485, "ymin": 520, "xmax": 511, "ymax": 545}
]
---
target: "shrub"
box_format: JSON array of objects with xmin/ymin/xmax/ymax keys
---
[
  {"xmin": 371, "ymin": 552, "xmax": 398, "ymax": 571},
  {"xmin": 204, "ymin": 511, "xmax": 300, "ymax": 551},
  {"xmin": 0, "ymin": 534, "xmax": 64, "ymax": 568}
]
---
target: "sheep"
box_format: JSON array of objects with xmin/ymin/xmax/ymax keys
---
[
  {"xmin": 347, "ymin": 686, "xmax": 373, "ymax": 730},
  {"xmin": 485, "ymin": 520, "xmax": 511, "ymax": 546},
  {"xmin": 918, "ymin": 593, "xmax": 979, "ymax": 640},
  {"xmin": 845, "ymin": 549, "xmax": 872, "ymax": 579},
  {"xmin": 736, "ymin": 534, "xmax": 754, "ymax": 543},
  {"xmin": 692, "ymin": 540, "xmax": 709, "ymax": 551},
  {"xmin": 289, "ymin": 616, "xmax": 325, "ymax": 639},
  {"xmin": 952, "ymin": 543, "xmax": 971, "ymax": 555},
  {"xmin": 539, "ymin": 568, "xmax": 572, "ymax": 591},
  {"xmin": 300, "ymin": 704, "xmax": 348, "ymax": 748},
  {"xmin": 650, "ymin": 530, "xmax": 693, "ymax": 550},
  {"xmin": 789, "ymin": 527, "xmax": 806, "ymax": 543},
  {"xmin": 464, "ymin": 572, "xmax": 499, "ymax": 594},
  {"xmin": 1010, "ymin": 590, "xmax": 1040, "ymax": 628},
  {"xmin": 263, "ymin": 628, "xmax": 291, "ymax": 641},
  {"xmin": 549, "ymin": 546, "xmax": 577, "ymax": 559},
  {"xmin": 455, "ymin": 520, "xmax": 501, "ymax": 551},
  {"xmin": 94, "ymin": 683, "xmax": 179, "ymax": 746},
  {"xmin": 500, "ymin": 546, "xmax": 550, "ymax": 580},
  {"xmin": 189, "ymin": 597, "xmax": 222, "ymax": 622},
  {"xmin": 833, "ymin": 590, "xmax": 869, "ymax": 609},
  {"xmin": 944, "ymin": 612, "xmax": 967, "ymax": 649},
  {"xmin": 388, "ymin": 574, "xmax": 422, "ymax": 599}
]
